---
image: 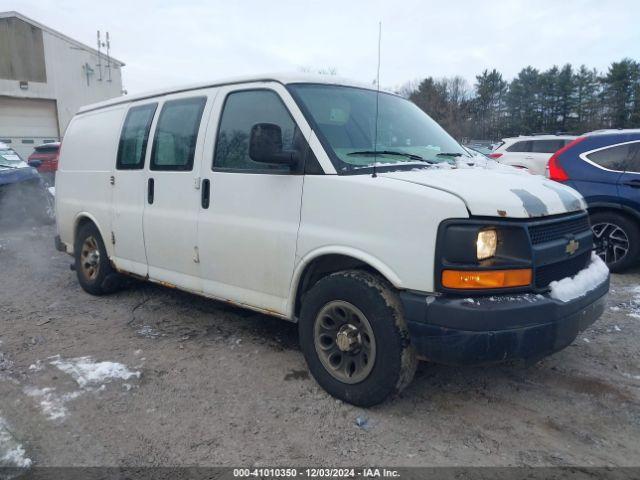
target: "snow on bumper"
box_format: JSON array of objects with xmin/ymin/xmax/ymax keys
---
[{"xmin": 550, "ymin": 253, "xmax": 610, "ymax": 303}]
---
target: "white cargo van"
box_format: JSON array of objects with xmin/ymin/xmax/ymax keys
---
[{"xmin": 55, "ymin": 75, "xmax": 609, "ymax": 406}]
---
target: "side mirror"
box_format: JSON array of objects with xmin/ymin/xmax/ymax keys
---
[
  {"xmin": 29, "ymin": 160, "xmax": 42, "ymax": 168},
  {"xmin": 249, "ymin": 123, "xmax": 298, "ymax": 166}
]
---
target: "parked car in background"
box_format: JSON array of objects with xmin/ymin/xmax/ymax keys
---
[
  {"xmin": 28, "ymin": 142, "xmax": 60, "ymax": 185},
  {"xmin": 55, "ymin": 74, "xmax": 608, "ymax": 406},
  {"xmin": 464, "ymin": 143, "xmax": 493, "ymax": 156},
  {"xmin": 0, "ymin": 142, "xmax": 55, "ymax": 224},
  {"xmin": 490, "ymin": 135, "xmax": 576, "ymax": 175},
  {"xmin": 547, "ymin": 129, "xmax": 640, "ymax": 272}
]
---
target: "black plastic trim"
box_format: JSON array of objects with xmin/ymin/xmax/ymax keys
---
[{"xmin": 401, "ymin": 276, "xmax": 608, "ymax": 365}]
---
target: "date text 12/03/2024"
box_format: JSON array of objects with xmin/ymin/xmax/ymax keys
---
[{"xmin": 232, "ymin": 468, "xmax": 400, "ymax": 478}]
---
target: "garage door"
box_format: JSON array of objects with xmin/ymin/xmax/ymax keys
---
[{"xmin": 0, "ymin": 96, "xmax": 59, "ymax": 159}]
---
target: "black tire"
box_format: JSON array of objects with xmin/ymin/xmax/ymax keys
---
[
  {"xmin": 590, "ymin": 211, "xmax": 640, "ymax": 273},
  {"xmin": 31, "ymin": 185, "xmax": 55, "ymax": 225},
  {"xmin": 74, "ymin": 222, "xmax": 121, "ymax": 295},
  {"xmin": 299, "ymin": 270, "xmax": 417, "ymax": 407}
]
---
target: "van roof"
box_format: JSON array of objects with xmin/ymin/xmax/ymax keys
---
[{"xmin": 77, "ymin": 73, "xmax": 380, "ymax": 114}]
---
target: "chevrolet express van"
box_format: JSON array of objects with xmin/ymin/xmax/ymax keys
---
[{"xmin": 55, "ymin": 75, "xmax": 609, "ymax": 406}]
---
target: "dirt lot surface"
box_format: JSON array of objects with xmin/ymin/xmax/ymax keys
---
[{"xmin": 1, "ymin": 223, "xmax": 640, "ymax": 468}]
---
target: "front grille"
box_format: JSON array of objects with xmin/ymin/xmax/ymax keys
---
[
  {"xmin": 528, "ymin": 215, "xmax": 590, "ymax": 245},
  {"xmin": 535, "ymin": 251, "xmax": 590, "ymax": 288}
]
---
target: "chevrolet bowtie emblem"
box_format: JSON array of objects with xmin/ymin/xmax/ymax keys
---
[{"xmin": 565, "ymin": 239, "xmax": 580, "ymax": 255}]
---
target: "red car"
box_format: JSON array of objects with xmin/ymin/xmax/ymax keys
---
[{"xmin": 28, "ymin": 142, "xmax": 60, "ymax": 185}]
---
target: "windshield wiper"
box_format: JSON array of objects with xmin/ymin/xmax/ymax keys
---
[
  {"xmin": 436, "ymin": 152, "xmax": 465, "ymax": 158},
  {"xmin": 347, "ymin": 150, "xmax": 435, "ymax": 163},
  {"xmin": 0, "ymin": 163, "xmax": 18, "ymax": 169}
]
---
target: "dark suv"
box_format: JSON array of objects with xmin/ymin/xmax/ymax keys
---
[{"xmin": 548, "ymin": 129, "xmax": 640, "ymax": 272}]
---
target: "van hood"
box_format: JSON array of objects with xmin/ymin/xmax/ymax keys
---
[{"xmin": 380, "ymin": 164, "xmax": 586, "ymax": 218}]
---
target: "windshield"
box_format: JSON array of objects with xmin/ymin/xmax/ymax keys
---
[
  {"xmin": 0, "ymin": 147, "xmax": 25, "ymax": 167},
  {"xmin": 288, "ymin": 84, "xmax": 470, "ymax": 173}
]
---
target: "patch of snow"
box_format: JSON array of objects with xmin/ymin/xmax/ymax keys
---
[
  {"xmin": 28, "ymin": 361, "xmax": 43, "ymax": 372},
  {"xmin": 621, "ymin": 372, "xmax": 640, "ymax": 380},
  {"xmin": 484, "ymin": 293, "xmax": 544, "ymax": 303},
  {"xmin": 49, "ymin": 355, "xmax": 140, "ymax": 388},
  {"xmin": 614, "ymin": 325, "xmax": 621, "ymax": 332},
  {"xmin": 549, "ymin": 254, "xmax": 609, "ymax": 303},
  {"xmin": 23, "ymin": 387, "xmax": 81, "ymax": 421},
  {"xmin": 582, "ymin": 338, "xmax": 591, "ymax": 343},
  {"xmin": 610, "ymin": 306, "xmax": 621, "ymax": 312},
  {"xmin": 137, "ymin": 325, "xmax": 161, "ymax": 338},
  {"xmin": 0, "ymin": 417, "xmax": 32, "ymax": 468}
]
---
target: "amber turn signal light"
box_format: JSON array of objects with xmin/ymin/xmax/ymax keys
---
[{"xmin": 442, "ymin": 269, "xmax": 532, "ymax": 289}]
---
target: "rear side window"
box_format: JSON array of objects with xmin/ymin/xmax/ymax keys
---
[
  {"xmin": 117, "ymin": 103, "xmax": 157, "ymax": 169},
  {"xmin": 151, "ymin": 97, "xmax": 207, "ymax": 171},
  {"xmin": 531, "ymin": 140, "xmax": 565, "ymax": 154},
  {"xmin": 213, "ymin": 90, "xmax": 300, "ymax": 173},
  {"xmin": 586, "ymin": 142, "xmax": 640, "ymax": 172},
  {"xmin": 506, "ymin": 141, "xmax": 531, "ymax": 153}
]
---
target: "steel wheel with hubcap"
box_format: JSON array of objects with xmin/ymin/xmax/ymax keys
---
[
  {"xmin": 314, "ymin": 300, "xmax": 376, "ymax": 384},
  {"xmin": 299, "ymin": 270, "xmax": 417, "ymax": 407},
  {"xmin": 80, "ymin": 236, "xmax": 101, "ymax": 281},
  {"xmin": 74, "ymin": 222, "xmax": 121, "ymax": 295}
]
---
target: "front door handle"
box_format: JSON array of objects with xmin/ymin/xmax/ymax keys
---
[
  {"xmin": 623, "ymin": 179, "xmax": 640, "ymax": 188},
  {"xmin": 147, "ymin": 178, "xmax": 154, "ymax": 204},
  {"xmin": 201, "ymin": 179, "xmax": 210, "ymax": 209}
]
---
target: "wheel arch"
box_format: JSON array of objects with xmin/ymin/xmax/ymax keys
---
[
  {"xmin": 588, "ymin": 202, "xmax": 640, "ymax": 224},
  {"xmin": 288, "ymin": 247, "xmax": 402, "ymax": 320},
  {"xmin": 72, "ymin": 212, "xmax": 112, "ymax": 256}
]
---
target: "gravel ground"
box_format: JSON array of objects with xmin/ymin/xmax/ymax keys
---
[{"xmin": 1, "ymin": 223, "xmax": 639, "ymax": 468}]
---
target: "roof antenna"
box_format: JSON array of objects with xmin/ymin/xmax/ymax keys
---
[{"xmin": 372, "ymin": 21, "xmax": 382, "ymax": 178}]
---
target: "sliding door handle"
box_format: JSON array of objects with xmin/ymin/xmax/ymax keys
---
[
  {"xmin": 201, "ymin": 179, "xmax": 210, "ymax": 209},
  {"xmin": 147, "ymin": 178, "xmax": 154, "ymax": 204}
]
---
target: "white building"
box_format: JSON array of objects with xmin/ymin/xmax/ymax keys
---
[{"xmin": 0, "ymin": 11, "xmax": 125, "ymax": 158}]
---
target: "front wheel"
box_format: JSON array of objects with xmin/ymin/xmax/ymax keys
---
[
  {"xmin": 299, "ymin": 270, "xmax": 417, "ymax": 407},
  {"xmin": 590, "ymin": 211, "xmax": 640, "ymax": 272}
]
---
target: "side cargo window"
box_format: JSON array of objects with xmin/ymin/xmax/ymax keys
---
[
  {"xmin": 116, "ymin": 103, "xmax": 157, "ymax": 169},
  {"xmin": 151, "ymin": 97, "xmax": 207, "ymax": 171},
  {"xmin": 213, "ymin": 89, "xmax": 313, "ymax": 173}
]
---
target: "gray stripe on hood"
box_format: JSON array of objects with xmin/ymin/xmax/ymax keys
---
[
  {"xmin": 510, "ymin": 189, "xmax": 549, "ymax": 217},
  {"xmin": 542, "ymin": 182, "xmax": 583, "ymax": 212}
]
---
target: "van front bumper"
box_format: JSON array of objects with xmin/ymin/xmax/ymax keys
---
[{"xmin": 400, "ymin": 276, "xmax": 609, "ymax": 365}]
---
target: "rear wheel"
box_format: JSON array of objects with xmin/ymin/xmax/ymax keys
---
[
  {"xmin": 590, "ymin": 211, "xmax": 640, "ymax": 272},
  {"xmin": 299, "ymin": 270, "xmax": 417, "ymax": 407},
  {"xmin": 74, "ymin": 222, "xmax": 121, "ymax": 295}
]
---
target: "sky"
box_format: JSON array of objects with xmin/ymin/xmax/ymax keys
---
[{"xmin": 2, "ymin": 0, "xmax": 639, "ymax": 94}]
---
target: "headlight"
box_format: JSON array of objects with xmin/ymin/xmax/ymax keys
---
[{"xmin": 476, "ymin": 229, "xmax": 497, "ymax": 260}]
